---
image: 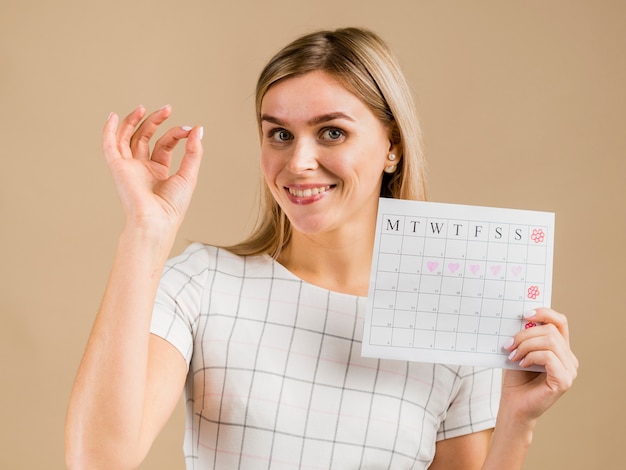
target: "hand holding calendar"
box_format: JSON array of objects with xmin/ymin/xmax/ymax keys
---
[{"xmin": 363, "ymin": 199, "xmax": 555, "ymax": 371}]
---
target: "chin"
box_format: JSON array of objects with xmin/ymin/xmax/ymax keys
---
[{"xmin": 287, "ymin": 217, "xmax": 336, "ymax": 237}]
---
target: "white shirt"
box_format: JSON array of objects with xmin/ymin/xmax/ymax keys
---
[{"xmin": 151, "ymin": 243, "xmax": 500, "ymax": 469}]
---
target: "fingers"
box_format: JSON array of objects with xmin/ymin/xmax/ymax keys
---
[
  {"xmin": 102, "ymin": 106, "xmax": 147, "ymax": 163},
  {"xmin": 150, "ymin": 125, "xmax": 195, "ymax": 168},
  {"xmin": 519, "ymin": 349, "xmax": 578, "ymax": 391},
  {"xmin": 111, "ymin": 105, "xmax": 173, "ymax": 161},
  {"xmin": 103, "ymin": 106, "xmax": 202, "ymax": 169},
  {"xmin": 128, "ymin": 105, "xmax": 172, "ymax": 160},
  {"xmin": 117, "ymin": 106, "xmax": 149, "ymax": 159},
  {"xmin": 151, "ymin": 125, "xmax": 204, "ymax": 185},
  {"xmin": 504, "ymin": 307, "xmax": 579, "ymax": 387},
  {"xmin": 523, "ymin": 307, "xmax": 571, "ymax": 344},
  {"xmin": 177, "ymin": 125, "xmax": 203, "ymax": 186},
  {"xmin": 513, "ymin": 307, "xmax": 571, "ymax": 348},
  {"xmin": 102, "ymin": 112, "xmax": 120, "ymax": 165},
  {"xmin": 508, "ymin": 326, "xmax": 576, "ymax": 370}
]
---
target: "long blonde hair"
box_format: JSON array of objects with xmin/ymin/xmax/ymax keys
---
[{"xmin": 226, "ymin": 27, "xmax": 427, "ymax": 258}]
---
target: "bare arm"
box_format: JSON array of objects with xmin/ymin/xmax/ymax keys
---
[
  {"xmin": 431, "ymin": 308, "xmax": 578, "ymax": 469},
  {"xmin": 430, "ymin": 430, "xmax": 492, "ymax": 469},
  {"xmin": 482, "ymin": 308, "xmax": 578, "ymax": 469},
  {"xmin": 65, "ymin": 106, "xmax": 203, "ymax": 469}
]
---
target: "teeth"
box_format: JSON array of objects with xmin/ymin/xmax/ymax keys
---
[{"xmin": 288, "ymin": 185, "xmax": 332, "ymax": 198}]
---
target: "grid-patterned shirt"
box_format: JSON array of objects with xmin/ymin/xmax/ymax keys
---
[{"xmin": 151, "ymin": 243, "xmax": 501, "ymax": 469}]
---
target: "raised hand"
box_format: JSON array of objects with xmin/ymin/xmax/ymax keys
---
[
  {"xmin": 501, "ymin": 307, "xmax": 579, "ymax": 424},
  {"xmin": 102, "ymin": 105, "xmax": 203, "ymax": 233}
]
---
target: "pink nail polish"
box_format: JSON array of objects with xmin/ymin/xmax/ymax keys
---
[{"xmin": 523, "ymin": 309, "xmax": 537, "ymax": 319}]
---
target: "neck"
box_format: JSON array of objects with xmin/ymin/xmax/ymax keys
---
[{"xmin": 278, "ymin": 227, "xmax": 376, "ymax": 296}]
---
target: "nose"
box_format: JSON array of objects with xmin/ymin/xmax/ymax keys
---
[{"xmin": 286, "ymin": 137, "xmax": 318, "ymax": 173}]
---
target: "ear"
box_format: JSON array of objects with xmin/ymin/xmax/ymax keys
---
[
  {"xmin": 387, "ymin": 122, "xmax": 403, "ymax": 165},
  {"xmin": 383, "ymin": 139, "xmax": 402, "ymax": 174}
]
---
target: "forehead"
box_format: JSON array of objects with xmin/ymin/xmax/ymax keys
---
[{"xmin": 260, "ymin": 71, "xmax": 374, "ymax": 122}]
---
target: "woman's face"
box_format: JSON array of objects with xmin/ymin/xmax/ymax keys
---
[{"xmin": 260, "ymin": 71, "xmax": 396, "ymax": 238}]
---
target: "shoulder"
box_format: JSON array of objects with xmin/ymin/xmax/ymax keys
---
[
  {"xmin": 431, "ymin": 363, "xmax": 502, "ymax": 380},
  {"xmin": 163, "ymin": 242, "xmax": 276, "ymax": 281},
  {"xmin": 437, "ymin": 364, "xmax": 502, "ymax": 398},
  {"xmin": 163, "ymin": 242, "xmax": 210, "ymax": 271}
]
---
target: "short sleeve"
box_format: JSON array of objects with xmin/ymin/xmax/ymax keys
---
[
  {"xmin": 436, "ymin": 367, "xmax": 501, "ymax": 441},
  {"xmin": 150, "ymin": 242, "xmax": 209, "ymax": 369}
]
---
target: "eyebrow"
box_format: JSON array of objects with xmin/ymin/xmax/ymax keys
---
[{"xmin": 260, "ymin": 112, "xmax": 355, "ymax": 126}]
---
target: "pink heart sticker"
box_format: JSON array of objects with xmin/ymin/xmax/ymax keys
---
[
  {"xmin": 469, "ymin": 264, "xmax": 480, "ymax": 275},
  {"xmin": 427, "ymin": 261, "xmax": 439, "ymax": 272},
  {"xmin": 512, "ymin": 266, "xmax": 522, "ymax": 277},
  {"xmin": 448, "ymin": 262, "xmax": 460, "ymax": 273},
  {"xmin": 490, "ymin": 265, "xmax": 501, "ymax": 276}
]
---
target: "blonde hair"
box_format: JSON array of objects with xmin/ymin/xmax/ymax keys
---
[{"xmin": 226, "ymin": 27, "xmax": 427, "ymax": 258}]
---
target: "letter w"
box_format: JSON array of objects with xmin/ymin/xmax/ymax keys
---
[{"xmin": 430, "ymin": 222, "xmax": 444, "ymax": 234}]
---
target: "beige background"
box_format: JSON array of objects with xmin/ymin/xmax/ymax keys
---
[{"xmin": 1, "ymin": 0, "xmax": 624, "ymax": 468}]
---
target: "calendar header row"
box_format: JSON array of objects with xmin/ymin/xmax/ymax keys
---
[{"xmin": 381, "ymin": 214, "xmax": 549, "ymax": 245}]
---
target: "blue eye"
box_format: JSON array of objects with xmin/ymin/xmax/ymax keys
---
[
  {"xmin": 270, "ymin": 129, "xmax": 292, "ymax": 142},
  {"xmin": 322, "ymin": 128, "xmax": 345, "ymax": 140}
]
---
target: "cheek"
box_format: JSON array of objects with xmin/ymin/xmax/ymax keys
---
[
  {"xmin": 260, "ymin": 151, "xmax": 284, "ymax": 192},
  {"xmin": 260, "ymin": 150, "xmax": 276, "ymax": 178}
]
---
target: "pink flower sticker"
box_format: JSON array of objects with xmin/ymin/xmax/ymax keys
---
[
  {"xmin": 527, "ymin": 285, "xmax": 540, "ymax": 300},
  {"xmin": 531, "ymin": 228, "xmax": 545, "ymax": 244}
]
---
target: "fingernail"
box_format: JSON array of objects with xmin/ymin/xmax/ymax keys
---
[
  {"xmin": 199, "ymin": 126, "xmax": 204, "ymax": 140},
  {"xmin": 503, "ymin": 338, "xmax": 514, "ymax": 350},
  {"xmin": 523, "ymin": 309, "xmax": 537, "ymax": 319},
  {"xmin": 159, "ymin": 104, "xmax": 170, "ymax": 110},
  {"xmin": 508, "ymin": 349, "xmax": 517, "ymax": 361},
  {"xmin": 181, "ymin": 125, "xmax": 193, "ymax": 132},
  {"xmin": 106, "ymin": 112, "xmax": 113, "ymax": 121}
]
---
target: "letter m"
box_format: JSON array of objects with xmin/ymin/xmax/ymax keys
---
[{"xmin": 385, "ymin": 218, "xmax": 400, "ymax": 232}]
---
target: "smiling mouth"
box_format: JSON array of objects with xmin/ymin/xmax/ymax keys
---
[{"xmin": 287, "ymin": 185, "xmax": 334, "ymax": 198}]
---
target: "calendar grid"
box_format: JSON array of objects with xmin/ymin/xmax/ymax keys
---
[{"xmin": 363, "ymin": 199, "xmax": 554, "ymax": 371}]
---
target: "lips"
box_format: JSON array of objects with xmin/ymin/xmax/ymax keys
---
[
  {"xmin": 285, "ymin": 184, "xmax": 335, "ymax": 204},
  {"xmin": 287, "ymin": 185, "xmax": 333, "ymax": 197}
]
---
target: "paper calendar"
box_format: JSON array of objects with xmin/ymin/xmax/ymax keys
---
[{"xmin": 362, "ymin": 199, "xmax": 554, "ymax": 371}]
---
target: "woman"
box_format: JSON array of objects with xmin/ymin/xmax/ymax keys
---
[{"xmin": 66, "ymin": 27, "xmax": 578, "ymax": 469}]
